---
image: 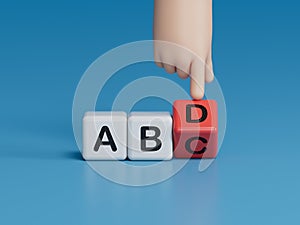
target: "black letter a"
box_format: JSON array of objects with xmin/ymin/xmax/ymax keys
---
[{"xmin": 94, "ymin": 126, "xmax": 117, "ymax": 152}]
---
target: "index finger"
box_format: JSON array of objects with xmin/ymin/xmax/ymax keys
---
[{"xmin": 190, "ymin": 60, "xmax": 205, "ymax": 100}]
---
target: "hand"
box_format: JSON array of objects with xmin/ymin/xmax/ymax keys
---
[{"xmin": 153, "ymin": 0, "xmax": 214, "ymax": 99}]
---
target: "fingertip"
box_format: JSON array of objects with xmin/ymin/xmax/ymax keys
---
[
  {"xmin": 205, "ymin": 58, "xmax": 214, "ymax": 83},
  {"xmin": 155, "ymin": 61, "xmax": 163, "ymax": 68},
  {"xmin": 164, "ymin": 64, "xmax": 176, "ymax": 74},
  {"xmin": 190, "ymin": 86, "xmax": 204, "ymax": 100},
  {"xmin": 176, "ymin": 68, "xmax": 189, "ymax": 79},
  {"xmin": 205, "ymin": 70, "xmax": 214, "ymax": 83}
]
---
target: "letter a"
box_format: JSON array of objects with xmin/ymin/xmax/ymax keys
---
[{"xmin": 94, "ymin": 126, "xmax": 117, "ymax": 152}]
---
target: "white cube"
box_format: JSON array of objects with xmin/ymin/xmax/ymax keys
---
[
  {"xmin": 128, "ymin": 112, "xmax": 173, "ymax": 160},
  {"xmin": 82, "ymin": 112, "xmax": 127, "ymax": 160}
]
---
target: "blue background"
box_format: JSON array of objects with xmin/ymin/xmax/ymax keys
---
[{"xmin": 1, "ymin": 0, "xmax": 300, "ymax": 224}]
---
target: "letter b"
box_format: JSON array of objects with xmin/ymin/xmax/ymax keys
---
[
  {"xmin": 128, "ymin": 112, "xmax": 173, "ymax": 160},
  {"xmin": 140, "ymin": 126, "xmax": 162, "ymax": 151}
]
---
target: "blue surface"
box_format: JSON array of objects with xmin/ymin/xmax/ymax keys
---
[{"xmin": 1, "ymin": 0, "xmax": 300, "ymax": 224}]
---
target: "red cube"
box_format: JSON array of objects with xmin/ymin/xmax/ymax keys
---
[{"xmin": 173, "ymin": 100, "xmax": 218, "ymax": 158}]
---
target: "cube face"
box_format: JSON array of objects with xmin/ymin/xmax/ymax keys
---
[
  {"xmin": 82, "ymin": 112, "xmax": 127, "ymax": 160},
  {"xmin": 173, "ymin": 100, "xmax": 218, "ymax": 158},
  {"xmin": 128, "ymin": 112, "xmax": 173, "ymax": 160}
]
